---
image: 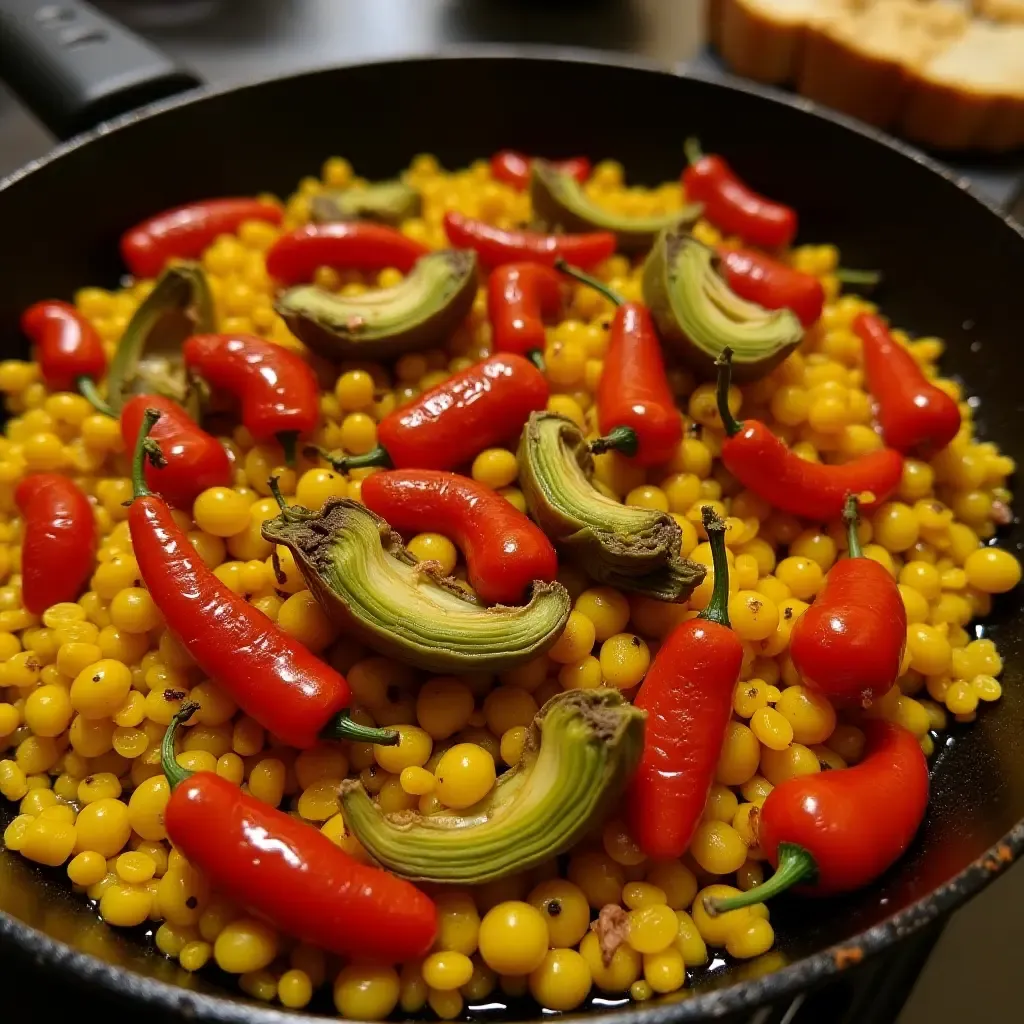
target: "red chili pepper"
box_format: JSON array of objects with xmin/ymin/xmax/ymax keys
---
[
  {"xmin": 183, "ymin": 333, "xmax": 320, "ymax": 466},
  {"xmin": 708, "ymin": 720, "xmax": 928, "ymax": 913},
  {"xmin": 126, "ymin": 409, "xmax": 395, "ymax": 749},
  {"xmin": 14, "ymin": 474, "xmax": 97, "ymax": 615},
  {"xmin": 487, "ymin": 263, "xmax": 564, "ymax": 367},
  {"xmin": 628, "ymin": 510, "xmax": 744, "ymax": 859},
  {"xmin": 443, "ymin": 210, "xmax": 616, "ymax": 270},
  {"xmin": 361, "ymin": 470, "xmax": 558, "ymax": 605},
  {"xmin": 715, "ymin": 350, "xmax": 903, "ymax": 521},
  {"xmin": 120, "ymin": 395, "xmax": 232, "ymax": 510},
  {"xmin": 853, "ymin": 313, "xmax": 962, "ymax": 457},
  {"xmin": 790, "ymin": 496, "xmax": 906, "ymax": 706},
  {"xmin": 121, "ymin": 198, "xmax": 282, "ymax": 279},
  {"xmin": 716, "ymin": 247, "xmax": 824, "ymax": 328},
  {"xmin": 683, "ymin": 139, "xmax": 797, "ymax": 250},
  {"xmin": 21, "ymin": 300, "xmax": 110, "ymax": 413},
  {"xmin": 491, "ymin": 150, "xmax": 591, "ymax": 191},
  {"xmin": 265, "ymin": 222, "xmax": 429, "ymax": 285},
  {"xmin": 313, "ymin": 354, "xmax": 548, "ymax": 474},
  {"xmin": 556, "ymin": 262, "xmax": 681, "ymax": 467},
  {"xmin": 161, "ymin": 704, "xmax": 435, "ymax": 959}
]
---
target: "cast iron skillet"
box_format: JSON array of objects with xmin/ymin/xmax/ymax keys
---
[{"xmin": 1, "ymin": 3, "xmax": 1024, "ymax": 1022}]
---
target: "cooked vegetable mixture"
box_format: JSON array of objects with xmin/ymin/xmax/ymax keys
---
[{"xmin": 0, "ymin": 147, "xmax": 1020, "ymax": 1018}]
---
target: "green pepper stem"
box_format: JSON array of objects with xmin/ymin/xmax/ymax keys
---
[
  {"xmin": 77, "ymin": 376, "xmax": 114, "ymax": 417},
  {"xmin": 589, "ymin": 426, "xmax": 639, "ymax": 459},
  {"xmin": 844, "ymin": 494, "xmax": 863, "ymax": 560},
  {"xmin": 278, "ymin": 430, "xmax": 299, "ymax": 468},
  {"xmin": 699, "ymin": 506, "xmax": 731, "ymax": 627},
  {"xmin": 321, "ymin": 710, "xmax": 399, "ymax": 745},
  {"xmin": 527, "ymin": 349, "xmax": 546, "ymax": 372},
  {"xmin": 705, "ymin": 843, "xmax": 818, "ymax": 915},
  {"xmin": 268, "ymin": 475, "xmax": 288, "ymax": 512},
  {"xmin": 305, "ymin": 444, "xmax": 392, "ymax": 473},
  {"xmin": 553, "ymin": 258, "xmax": 624, "ymax": 307},
  {"xmin": 161, "ymin": 701, "xmax": 200, "ymax": 790},
  {"xmin": 835, "ymin": 268, "xmax": 881, "ymax": 288},
  {"xmin": 130, "ymin": 408, "xmax": 164, "ymax": 500},
  {"xmin": 684, "ymin": 137, "xmax": 704, "ymax": 167},
  {"xmin": 715, "ymin": 348, "xmax": 742, "ymax": 438}
]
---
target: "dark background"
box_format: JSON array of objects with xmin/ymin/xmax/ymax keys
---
[{"xmin": 1, "ymin": 2, "xmax": 1023, "ymax": 1023}]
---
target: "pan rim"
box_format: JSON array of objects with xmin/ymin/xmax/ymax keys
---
[{"xmin": 2, "ymin": 45, "xmax": 1024, "ymax": 1023}]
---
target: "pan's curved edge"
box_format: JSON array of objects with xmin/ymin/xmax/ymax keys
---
[{"xmin": 2, "ymin": 46, "xmax": 1024, "ymax": 1023}]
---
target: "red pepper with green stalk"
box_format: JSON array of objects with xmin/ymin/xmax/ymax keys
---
[
  {"xmin": 120, "ymin": 394, "xmax": 232, "ymax": 510},
  {"xmin": 121, "ymin": 197, "xmax": 283, "ymax": 279},
  {"xmin": 15, "ymin": 474, "xmax": 97, "ymax": 615},
  {"xmin": 265, "ymin": 222, "xmax": 429, "ymax": 284},
  {"xmin": 706, "ymin": 719, "xmax": 928, "ymax": 912},
  {"xmin": 127, "ymin": 407, "xmax": 395, "ymax": 749},
  {"xmin": 361, "ymin": 469, "xmax": 558, "ymax": 605},
  {"xmin": 715, "ymin": 348, "xmax": 904, "ymax": 521},
  {"xmin": 309, "ymin": 353, "xmax": 548, "ymax": 473},
  {"xmin": 161, "ymin": 703, "xmax": 436, "ymax": 960},
  {"xmin": 21, "ymin": 300, "xmax": 111, "ymax": 414},
  {"xmin": 556, "ymin": 260, "xmax": 681, "ymax": 467},
  {"xmin": 491, "ymin": 151, "xmax": 591, "ymax": 191},
  {"xmin": 683, "ymin": 139, "xmax": 797, "ymax": 250},
  {"xmin": 853, "ymin": 312, "xmax": 962, "ymax": 457},
  {"xmin": 790, "ymin": 495, "xmax": 906, "ymax": 706},
  {"xmin": 628, "ymin": 508, "xmax": 744, "ymax": 858},
  {"xmin": 443, "ymin": 210, "xmax": 616, "ymax": 269},
  {"xmin": 183, "ymin": 333, "xmax": 320, "ymax": 466},
  {"xmin": 487, "ymin": 262, "xmax": 565, "ymax": 369}
]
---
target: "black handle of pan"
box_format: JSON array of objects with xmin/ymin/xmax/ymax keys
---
[{"xmin": 0, "ymin": 0, "xmax": 202, "ymax": 140}]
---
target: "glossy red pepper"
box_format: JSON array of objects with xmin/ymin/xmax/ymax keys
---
[
  {"xmin": 557, "ymin": 262, "xmax": 681, "ymax": 467},
  {"xmin": 854, "ymin": 313, "xmax": 962, "ymax": 457},
  {"xmin": 683, "ymin": 139, "xmax": 797, "ymax": 250},
  {"xmin": 127, "ymin": 409, "xmax": 395, "ymax": 750},
  {"xmin": 487, "ymin": 263, "xmax": 564, "ymax": 366},
  {"xmin": 717, "ymin": 247, "xmax": 824, "ymax": 327},
  {"xmin": 14, "ymin": 474, "xmax": 97, "ymax": 615},
  {"xmin": 708, "ymin": 720, "xmax": 928, "ymax": 912},
  {"xmin": 716, "ymin": 350, "xmax": 903, "ymax": 520},
  {"xmin": 183, "ymin": 333, "xmax": 320, "ymax": 465},
  {"xmin": 121, "ymin": 198, "xmax": 282, "ymax": 279},
  {"xmin": 491, "ymin": 150, "xmax": 591, "ymax": 191},
  {"xmin": 120, "ymin": 395, "xmax": 232, "ymax": 510},
  {"xmin": 314, "ymin": 354, "xmax": 548, "ymax": 473},
  {"xmin": 265, "ymin": 222, "xmax": 429, "ymax": 284},
  {"xmin": 161, "ymin": 704, "xmax": 435, "ymax": 960},
  {"xmin": 361, "ymin": 469, "xmax": 558, "ymax": 605},
  {"xmin": 21, "ymin": 300, "xmax": 110, "ymax": 412},
  {"xmin": 790, "ymin": 496, "xmax": 906, "ymax": 706},
  {"xmin": 628, "ymin": 510, "xmax": 744, "ymax": 859},
  {"xmin": 444, "ymin": 210, "xmax": 616, "ymax": 270}
]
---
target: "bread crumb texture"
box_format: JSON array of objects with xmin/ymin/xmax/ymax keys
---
[{"xmin": 711, "ymin": 0, "xmax": 1024, "ymax": 149}]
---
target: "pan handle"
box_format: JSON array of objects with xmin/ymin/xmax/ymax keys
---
[{"xmin": 0, "ymin": 0, "xmax": 201, "ymax": 141}]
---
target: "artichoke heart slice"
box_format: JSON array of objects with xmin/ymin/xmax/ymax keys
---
[
  {"xmin": 106, "ymin": 262, "xmax": 214, "ymax": 416},
  {"xmin": 310, "ymin": 180, "xmax": 422, "ymax": 226},
  {"xmin": 643, "ymin": 229, "xmax": 804, "ymax": 383},
  {"xmin": 530, "ymin": 161, "xmax": 702, "ymax": 253},
  {"xmin": 517, "ymin": 412, "xmax": 705, "ymax": 602},
  {"xmin": 340, "ymin": 688, "xmax": 646, "ymax": 883},
  {"xmin": 261, "ymin": 497, "xmax": 570, "ymax": 673},
  {"xmin": 275, "ymin": 249, "xmax": 477, "ymax": 362}
]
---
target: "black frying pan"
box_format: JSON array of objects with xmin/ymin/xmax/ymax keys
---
[{"xmin": 1, "ymin": 2, "xmax": 1024, "ymax": 1022}]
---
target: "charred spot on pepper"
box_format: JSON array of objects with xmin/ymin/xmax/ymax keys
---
[
  {"xmin": 275, "ymin": 249, "xmax": 478, "ymax": 362},
  {"xmin": 164, "ymin": 689, "xmax": 186, "ymax": 702}
]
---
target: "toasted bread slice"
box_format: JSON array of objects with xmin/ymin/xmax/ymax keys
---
[
  {"xmin": 973, "ymin": 0, "xmax": 1024, "ymax": 21},
  {"xmin": 799, "ymin": 1, "xmax": 969, "ymax": 128},
  {"xmin": 902, "ymin": 21, "xmax": 1024, "ymax": 147},
  {"xmin": 715, "ymin": 0, "xmax": 853, "ymax": 84}
]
